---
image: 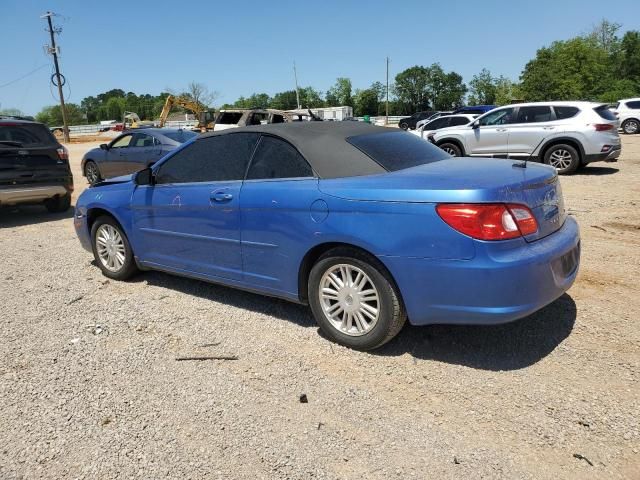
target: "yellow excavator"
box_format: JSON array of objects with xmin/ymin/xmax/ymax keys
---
[{"xmin": 158, "ymin": 95, "xmax": 216, "ymax": 132}]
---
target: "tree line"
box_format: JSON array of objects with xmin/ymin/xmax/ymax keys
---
[{"xmin": 31, "ymin": 19, "xmax": 640, "ymax": 125}]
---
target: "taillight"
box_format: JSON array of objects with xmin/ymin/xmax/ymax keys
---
[
  {"xmin": 436, "ymin": 203, "xmax": 538, "ymax": 241},
  {"xmin": 57, "ymin": 146, "xmax": 69, "ymax": 161},
  {"xmin": 594, "ymin": 124, "xmax": 614, "ymax": 131}
]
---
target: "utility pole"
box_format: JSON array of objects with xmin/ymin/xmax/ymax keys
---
[
  {"xmin": 293, "ymin": 61, "xmax": 301, "ymax": 110},
  {"xmin": 41, "ymin": 11, "xmax": 70, "ymax": 143},
  {"xmin": 385, "ymin": 56, "xmax": 390, "ymax": 126}
]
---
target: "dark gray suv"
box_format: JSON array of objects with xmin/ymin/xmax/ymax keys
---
[{"xmin": 0, "ymin": 118, "xmax": 73, "ymax": 212}]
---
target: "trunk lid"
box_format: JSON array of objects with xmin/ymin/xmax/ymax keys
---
[{"xmin": 318, "ymin": 157, "xmax": 566, "ymax": 242}]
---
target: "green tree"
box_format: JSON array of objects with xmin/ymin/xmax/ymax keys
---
[
  {"xmin": 298, "ymin": 87, "xmax": 325, "ymax": 108},
  {"xmin": 326, "ymin": 78, "xmax": 353, "ymax": 107},
  {"xmin": 270, "ymin": 90, "xmax": 299, "ymax": 110},
  {"xmin": 393, "ymin": 66, "xmax": 430, "ymax": 112},
  {"xmin": 586, "ymin": 19, "xmax": 621, "ymax": 54},
  {"xmin": 494, "ymin": 76, "xmax": 522, "ymax": 105},
  {"xmin": 520, "ymin": 37, "xmax": 611, "ymax": 101},
  {"xmin": 426, "ymin": 65, "xmax": 467, "ymax": 110},
  {"xmin": 615, "ymin": 31, "xmax": 640, "ymax": 82},
  {"xmin": 35, "ymin": 104, "xmax": 86, "ymax": 126},
  {"xmin": 468, "ymin": 68, "xmax": 497, "ymax": 105},
  {"xmin": 353, "ymin": 88, "xmax": 379, "ymax": 116},
  {"xmin": 0, "ymin": 108, "xmax": 24, "ymax": 116}
]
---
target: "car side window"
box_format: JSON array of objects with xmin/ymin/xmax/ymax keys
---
[
  {"xmin": 246, "ymin": 136, "xmax": 314, "ymax": 180},
  {"xmin": 514, "ymin": 106, "xmax": 553, "ymax": 123},
  {"xmin": 626, "ymin": 101, "xmax": 640, "ymax": 109},
  {"xmin": 449, "ymin": 116, "xmax": 471, "ymax": 127},
  {"xmin": 132, "ymin": 133, "xmax": 155, "ymax": 147},
  {"xmin": 554, "ymin": 106, "xmax": 579, "ymax": 120},
  {"xmin": 478, "ymin": 108, "xmax": 515, "ymax": 126},
  {"xmin": 155, "ymin": 133, "xmax": 260, "ymax": 184},
  {"xmin": 424, "ymin": 118, "xmax": 449, "ymax": 130},
  {"xmin": 111, "ymin": 134, "xmax": 133, "ymax": 148}
]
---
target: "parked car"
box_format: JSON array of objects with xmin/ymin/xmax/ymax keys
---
[
  {"xmin": 74, "ymin": 122, "xmax": 580, "ymax": 350},
  {"xmin": 81, "ymin": 128, "xmax": 198, "ymax": 185},
  {"xmin": 452, "ymin": 105, "xmax": 497, "ymax": 115},
  {"xmin": 415, "ymin": 111, "xmax": 455, "ymax": 130},
  {"xmin": 412, "ymin": 114, "xmax": 477, "ymax": 138},
  {"xmin": 613, "ymin": 98, "xmax": 640, "ymax": 134},
  {"xmin": 398, "ymin": 111, "xmax": 436, "ymax": 130},
  {"xmin": 428, "ymin": 102, "xmax": 621, "ymax": 175},
  {"xmin": 0, "ymin": 118, "xmax": 73, "ymax": 212}
]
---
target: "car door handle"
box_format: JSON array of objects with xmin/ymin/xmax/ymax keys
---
[
  {"xmin": 496, "ymin": 128, "xmax": 508, "ymax": 132},
  {"xmin": 211, "ymin": 191, "xmax": 233, "ymax": 202},
  {"xmin": 543, "ymin": 126, "xmax": 555, "ymax": 130}
]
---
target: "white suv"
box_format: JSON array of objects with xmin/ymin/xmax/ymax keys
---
[
  {"xmin": 614, "ymin": 98, "xmax": 640, "ymax": 134},
  {"xmin": 428, "ymin": 101, "xmax": 621, "ymax": 174}
]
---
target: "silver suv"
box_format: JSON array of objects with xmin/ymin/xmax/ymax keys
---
[{"xmin": 428, "ymin": 102, "xmax": 621, "ymax": 174}]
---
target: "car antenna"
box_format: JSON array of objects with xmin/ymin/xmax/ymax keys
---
[{"xmin": 513, "ymin": 137, "xmax": 547, "ymax": 169}]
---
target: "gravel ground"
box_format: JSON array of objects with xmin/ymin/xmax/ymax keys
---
[{"xmin": 0, "ymin": 137, "xmax": 638, "ymax": 479}]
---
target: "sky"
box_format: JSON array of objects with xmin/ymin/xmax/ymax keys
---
[{"xmin": 1, "ymin": 0, "xmax": 639, "ymax": 116}]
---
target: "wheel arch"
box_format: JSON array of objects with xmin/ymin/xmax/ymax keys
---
[
  {"xmin": 297, "ymin": 242, "xmax": 404, "ymax": 307},
  {"xmin": 435, "ymin": 137, "xmax": 466, "ymax": 156},
  {"xmin": 86, "ymin": 206, "xmax": 126, "ymax": 237},
  {"xmin": 538, "ymin": 137, "xmax": 585, "ymax": 164}
]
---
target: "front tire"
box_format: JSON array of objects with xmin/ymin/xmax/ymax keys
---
[
  {"xmin": 622, "ymin": 119, "xmax": 639, "ymax": 135},
  {"xmin": 308, "ymin": 248, "xmax": 406, "ymax": 351},
  {"xmin": 44, "ymin": 193, "xmax": 71, "ymax": 213},
  {"xmin": 544, "ymin": 143, "xmax": 579, "ymax": 175},
  {"xmin": 90, "ymin": 216, "xmax": 138, "ymax": 280},
  {"xmin": 439, "ymin": 142, "xmax": 462, "ymax": 157},
  {"xmin": 84, "ymin": 160, "xmax": 102, "ymax": 185}
]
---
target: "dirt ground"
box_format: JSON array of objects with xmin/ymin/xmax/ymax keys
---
[{"xmin": 0, "ymin": 136, "xmax": 638, "ymax": 479}]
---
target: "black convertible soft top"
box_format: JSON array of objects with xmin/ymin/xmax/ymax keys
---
[{"xmin": 200, "ymin": 122, "xmax": 391, "ymax": 178}]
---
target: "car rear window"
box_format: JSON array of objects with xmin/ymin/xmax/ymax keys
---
[
  {"xmin": 554, "ymin": 106, "xmax": 580, "ymax": 120},
  {"xmin": 0, "ymin": 123, "xmax": 58, "ymax": 148},
  {"xmin": 594, "ymin": 105, "xmax": 617, "ymax": 121},
  {"xmin": 346, "ymin": 131, "xmax": 450, "ymax": 172},
  {"xmin": 216, "ymin": 112, "xmax": 243, "ymax": 125},
  {"xmin": 162, "ymin": 130, "xmax": 198, "ymax": 143}
]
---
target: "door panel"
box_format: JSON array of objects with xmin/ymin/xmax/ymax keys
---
[
  {"xmin": 466, "ymin": 107, "xmax": 514, "ymax": 156},
  {"xmin": 240, "ymin": 178, "xmax": 319, "ymax": 293},
  {"xmin": 507, "ymin": 106, "xmax": 555, "ymax": 156},
  {"xmin": 131, "ymin": 182, "xmax": 243, "ymax": 280}
]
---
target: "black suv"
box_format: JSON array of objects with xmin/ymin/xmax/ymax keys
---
[
  {"xmin": 398, "ymin": 111, "xmax": 436, "ymax": 130},
  {"xmin": 0, "ymin": 118, "xmax": 73, "ymax": 212}
]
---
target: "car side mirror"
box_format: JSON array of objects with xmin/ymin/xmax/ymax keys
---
[
  {"xmin": 99, "ymin": 143, "xmax": 109, "ymax": 150},
  {"xmin": 135, "ymin": 167, "xmax": 154, "ymax": 186},
  {"xmin": 471, "ymin": 121, "xmax": 480, "ymax": 129}
]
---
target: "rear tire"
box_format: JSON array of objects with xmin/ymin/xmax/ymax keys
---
[
  {"xmin": 399, "ymin": 122, "xmax": 409, "ymax": 130},
  {"xmin": 90, "ymin": 216, "xmax": 138, "ymax": 281},
  {"xmin": 543, "ymin": 143, "xmax": 579, "ymax": 175},
  {"xmin": 308, "ymin": 248, "xmax": 406, "ymax": 351},
  {"xmin": 622, "ymin": 119, "xmax": 639, "ymax": 135},
  {"xmin": 439, "ymin": 142, "xmax": 462, "ymax": 157},
  {"xmin": 44, "ymin": 193, "xmax": 71, "ymax": 213}
]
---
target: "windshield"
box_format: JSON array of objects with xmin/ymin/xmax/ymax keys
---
[
  {"xmin": 0, "ymin": 123, "xmax": 58, "ymax": 148},
  {"xmin": 162, "ymin": 130, "xmax": 198, "ymax": 143},
  {"xmin": 347, "ymin": 131, "xmax": 450, "ymax": 172}
]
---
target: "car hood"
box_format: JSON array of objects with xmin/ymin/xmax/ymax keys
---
[{"xmin": 92, "ymin": 174, "xmax": 135, "ymax": 187}]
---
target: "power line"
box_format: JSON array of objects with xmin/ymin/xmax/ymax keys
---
[{"xmin": 0, "ymin": 64, "xmax": 49, "ymax": 89}]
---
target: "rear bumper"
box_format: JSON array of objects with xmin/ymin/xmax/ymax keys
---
[
  {"xmin": 584, "ymin": 144, "xmax": 621, "ymax": 164},
  {"xmin": 381, "ymin": 217, "xmax": 580, "ymax": 326},
  {"xmin": 0, "ymin": 184, "xmax": 71, "ymax": 206}
]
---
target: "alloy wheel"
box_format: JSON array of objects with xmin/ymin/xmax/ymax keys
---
[
  {"xmin": 624, "ymin": 120, "xmax": 639, "ymax": 134},
  {"xmin": 548, "ymin": 149, "xmax": 573, "ymax": 170},
  {"xmin": 443, "ymin": 146, "xmax": 457, "ymax": 155},
  {"xmin": 95, "ymin": 224, "xmax": 126, "ymax": 272},
  {"xmin": 86, "ymin": 162, "xmax": 100, "ymax": 184},
  {"xmin": 319, "ymin": 264, "xmax": 380, "ymax": 336}
]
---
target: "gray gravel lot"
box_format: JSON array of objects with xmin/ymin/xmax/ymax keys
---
[{"xmin": 0, "ymin": 136, "xmax": 638, "ymax": 479}]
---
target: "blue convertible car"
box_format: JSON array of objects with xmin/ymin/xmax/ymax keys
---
[{"xmin": 74, "ymin": 122, "xmax": 580, "ymax": 350}]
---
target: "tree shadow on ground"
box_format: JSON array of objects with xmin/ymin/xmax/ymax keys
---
[
  {"xmin": 140, "ymin": 269, "xmax": 576, "ymax": 371},
  {"xmin": 0, "ymin": 205, "xmax": 74, "ymax": 228}
]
